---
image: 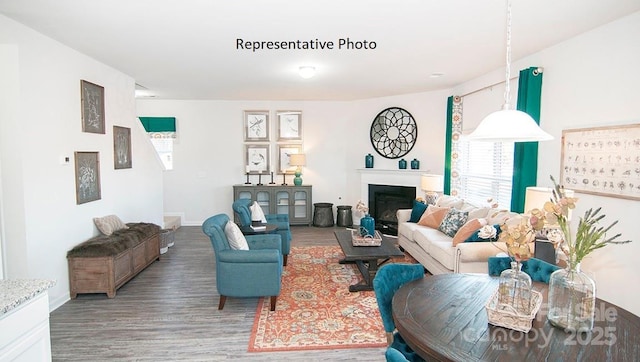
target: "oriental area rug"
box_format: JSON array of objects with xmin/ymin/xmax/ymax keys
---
[{"xmin": 248, "ymin": 245, "xmax": 416, "ymax": 353}]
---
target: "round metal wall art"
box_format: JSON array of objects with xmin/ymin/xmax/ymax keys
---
[{"xmin": 369, "ymin": 107, "xmax": 417, "ymax": 159}]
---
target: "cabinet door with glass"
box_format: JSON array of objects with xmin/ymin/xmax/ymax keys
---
[
  {"xmin": 289, "ymin": 186, "xmax": 312, "ymax": 225},
  {"xmin": 233, "ymin": 185, "xmax": 312, "ymax": 226}
]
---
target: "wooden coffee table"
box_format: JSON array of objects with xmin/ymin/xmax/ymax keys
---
[{"xmin": 334, "ymin": 229, "xmax": 404, "ymax": 292}]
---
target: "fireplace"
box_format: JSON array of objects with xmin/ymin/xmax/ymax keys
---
[{"xmin": 368, "ymin": 184, "xmax": 415, "ymax": 236}]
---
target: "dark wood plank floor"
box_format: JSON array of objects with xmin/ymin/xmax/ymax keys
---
[{"xmin": 49, "ymin": 225, "xmax": 388, "ymax": 361}]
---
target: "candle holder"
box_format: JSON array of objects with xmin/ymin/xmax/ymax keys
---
[
  {"xmin": 244, "ymin": 172, "xmax": 251, "ymax": 185},
  {"xmin": 257, "ymin": 172, "xmax": 263, "ymax": 186},
  {"xmin": 281, "ymin": 174, "xmax": 288, "ymax": 186},
  {"xmin": 269, "ymin": 171, "xmax": 276, "ymax": 185}
]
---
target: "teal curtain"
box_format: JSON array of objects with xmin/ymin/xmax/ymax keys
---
[
  {"xmin": 444, "ymin": 96, "xmax": 454, "ymax": 195},
  {"xmin": 138, "ymin": 117, "xmax": 176, "ymax": 132},
  {"xmin": 510, "ymin": 67, "xmax": 543, "ymax": 212}
]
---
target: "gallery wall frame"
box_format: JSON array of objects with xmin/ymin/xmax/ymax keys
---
[
  {"xmin": 245, "ymin": 144, "xmax": 270, "ymax": 174},
  {"xmin": 113, "ymin": 126, "xmax": 132, "ymax": 169},
  {"xmin": 75, "ymin": 151, "xmax": 101, "ymax": 204},
  {"xmin": 277, "ymin": 144, "xmax": 303, "ymax": 174},
  {"xmin": 561, "ymin": 123, "xmax": 640, "ymax": 200},
  {"xmin": 244, "ymin": 110, "xmax": 270, "ymax": 142},
  {"xmin": 277, "ymin": 110, "xmax": 302, "ymax": 141},
  {"xmin": 80, "ymin": 80, "xmax": 105, "ymax": 134}
]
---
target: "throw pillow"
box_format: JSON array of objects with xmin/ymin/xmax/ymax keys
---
[
  {"xmin": 408, "ymin": 199, "xmax": 428, "ymax": 223},
  {"xmin": 93, "ymin": 215, "xmax": 128, "ymax": 236},
  {"xmin": 465, "ymin": 224, "xmax": 503, "ymax": 242},
  {"xmin": 250, "ymin": 201, "xmax": 267, "ymax": 223},
  {"xmin": 224, "ymin": 221, "xmax": 249, "ymax": 250},
  {"xmin": 452, "ymin": 218, "xmax": 488, "ymax": 246},
  {"xmin": 438, "ymin": 208, "xmax": 469, "ymax": 237},
  {"xmin": 417, "ymin": 205, "xmax": 450, "ymax": 229}
]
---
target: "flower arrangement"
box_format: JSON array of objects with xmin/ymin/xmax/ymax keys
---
[{"xmin": 355, "ymin": 200, "xmax": 369, "ymax": 215}]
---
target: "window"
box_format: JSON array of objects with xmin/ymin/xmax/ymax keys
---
[
  {"xmin": 458, "ymin": 134, "xmax": 514, "ymax": 209},
  {"xmin": 150, "ymin": 136, "xmax": 173, "ymax": 170},
  {"xmin": 139, "ymin": 117, "xmax": 176, "ymax": 170}
]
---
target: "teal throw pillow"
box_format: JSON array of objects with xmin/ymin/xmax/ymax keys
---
[
  {"xmin": 438, "ymin": 208, "xmax": 469, "ymax": 237},
  {"xmin": 465, "ymin": 224, "xmax": 502, "ymax": 242},
  {"xmin": 408, "ymin": 200, "xmax": 428, "ymax": 223}
]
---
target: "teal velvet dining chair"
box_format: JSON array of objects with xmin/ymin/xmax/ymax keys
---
[
  {"xmin": 373, "ymin": 263, "xmax": 426, "ymax": 362},
  {"xmin": 201, "ymin": 214, "xmax": 283, "ymax": 311},
  {"xmin": 232, "ymin": 198, "xmax": 292, "ymax": 265},
  {"xmin": 488, "ymin": 257, "xmax": 560, "ymax": 283}
]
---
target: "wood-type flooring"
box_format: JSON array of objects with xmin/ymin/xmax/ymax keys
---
[{"xmin": 49, "ymin": 225, "xmax": 388, "ymax": 361}]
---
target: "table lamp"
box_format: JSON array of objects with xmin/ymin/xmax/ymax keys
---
[
  {"xmin": 289, "ymin": 154, "xmax": 306, "ymax": 186},
  {"xmin": 421, "ymin": 174, "xmax": 444, "ymax": 205}
]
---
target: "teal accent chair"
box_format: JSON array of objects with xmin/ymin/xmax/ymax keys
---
[
  {"xmin": 373, "ymin": 263, "xmax": 426, "ymax": 362},
  {"xmin": 202, "ymin": 214, "xmax": 283, "ymax": 311},
  {"xmin": 488, "ymin": 257, "xmax": 560, "ymax": 283},
  {"xmin": 232, "ymin": 198, "xmax": 292, "ymax": 265}
]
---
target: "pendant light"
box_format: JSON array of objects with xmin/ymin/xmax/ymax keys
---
[{"xmin": 467, "ymin": 0, "xmax": 553, "ymax": 142}]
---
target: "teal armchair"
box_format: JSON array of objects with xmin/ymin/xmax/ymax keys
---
[
  {"xmin": 488, "ymin": 257, "xmax": 560, "ymax": 283},
  {"xmin": 202, "ymin": 214, "xmax": 283, "ymax": 311},
  {"xmin": 232, "ymin": 198, "xmax": 292, "ymax": 265}
]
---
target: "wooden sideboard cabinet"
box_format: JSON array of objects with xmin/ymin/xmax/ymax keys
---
[{"xmin": 233, "ymin": 185, "xmax": 312, "ymax": 225}]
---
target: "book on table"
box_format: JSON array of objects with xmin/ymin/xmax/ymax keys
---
[{"xmin": 250, "ymin": 225, "xmax": 267, "ymax": 231}]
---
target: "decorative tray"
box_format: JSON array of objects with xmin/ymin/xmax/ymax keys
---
[
  {"xmin": 351, "ymin": 230, "xmax": 382, "ymax": 246},
  {"xmin": 485, "ymin": 288, "xmax": 542, "ymax": 333}
]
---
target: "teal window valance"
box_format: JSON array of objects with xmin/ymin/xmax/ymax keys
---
[{"xmin": 138, "ymin": 117, "xmax": 176, "ymax": 132}]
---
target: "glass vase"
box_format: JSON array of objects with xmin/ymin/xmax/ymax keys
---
[
  {"xmin": 547, "ymin": 262, "xmax": 596, "ymax": 332},
  {"xmin": 497, "ymin": 261, "xmax": 533, "ymax": 315}
]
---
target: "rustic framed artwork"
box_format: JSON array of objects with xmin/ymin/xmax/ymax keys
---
[
  {"xmin": 245, "ymin": 144, "xmax": 270, "ymax": 174},
  {"xmin": 75, "ymin": 151, "xmax": 101, "ymax": 204},
  {"xmin": 244, "ymin": 110, "xmax": 270, "ymax": 142},
  {"xmin": 561, "ymin": 123, "xmax": 640, "ymax": 200},
  {"xmin": 277, "ymin": 144, "xmax": 303, "ymax": 174},
  {"xmin": 113, "ymin": 126, "xmax": 132, "ymax": 169},
  {"xmin": 277, "ymin": 110, "xmax": 302, "ymax": 141},
  {"xmin": 80, "ymin": 80, "xmax": 105, "ymax": 134}
]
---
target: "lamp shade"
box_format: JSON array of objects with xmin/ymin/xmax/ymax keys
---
[
  {"xmin": 467, "ymin": 109, "xmax": 553, "ymax": 142},
  {"xmin": 420, "ymin": 174, "xmax": 444, "ymax": 192},
  {"xmin": 524, "ymin": 186, "xmax": 575, "ymax": 221},
  {"xmin": 289, "ymin": 153, "xmax": 306, "ymax": 167}
]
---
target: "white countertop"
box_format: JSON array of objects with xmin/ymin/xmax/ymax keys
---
[{"xmin": 0, "ymin": 279, "xmax": 56, "ymax": 316}]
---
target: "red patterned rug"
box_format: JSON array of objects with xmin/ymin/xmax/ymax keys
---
[{"xmin": 248, "ymin": 244, "xmax": 416, "ymax": 353}]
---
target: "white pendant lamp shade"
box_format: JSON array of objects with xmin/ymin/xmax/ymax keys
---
[{"xmin": 468, "ymin": 108, "xmax": 553, "ymax": 142}]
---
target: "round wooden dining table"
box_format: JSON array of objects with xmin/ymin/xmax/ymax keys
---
[{"xmin": 392, "ymin": 273, "xmax": 640, "ymax": 361}]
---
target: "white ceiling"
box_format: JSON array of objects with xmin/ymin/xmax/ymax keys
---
[{"xmin": 1, "ymin": 0, "xmax": 639, "ymax": 101}]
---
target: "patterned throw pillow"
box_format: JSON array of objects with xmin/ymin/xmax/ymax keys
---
[
  {"xmin": 249, "ymin": 201, "xmax": 267, "ymax": 223},
  {"xmin": 224, "ymin": 221, "xmax": 249, "ymax": 250},
  {"xmin": 452, "ymin": 218, "xmax": 488, "ymax": 246},
  {"xmin": 93, "ymin": 215, "xmax": 128, "ymax": 236},
  {"xmin": 417, "ymin": 205, "xmax": 451, "ymax": 229},
  {"xmin": 438, "ymin": 209, "xmax": 469, "ymax": 237},
  {"xmin": 408, "ymin": 199, "xmax": 428, "ymax": 223}
]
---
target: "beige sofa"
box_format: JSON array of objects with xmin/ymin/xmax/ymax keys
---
[{"xmin": 397, "ymin": 196, "xmax": 518, "ymax": 274}]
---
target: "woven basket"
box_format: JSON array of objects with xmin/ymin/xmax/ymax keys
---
[
  {"xmin": 159, "ymin": 229, "xmax": 175, "ymax": 253},
  {"xmin": 351, "ymin": 230, "xmax": 382, "ymax": 246},
  {"xmin": 485, "ymin": 289, "xmax": 542, "ymax": 332}
]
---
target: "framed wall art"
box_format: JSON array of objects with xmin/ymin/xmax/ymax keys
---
[
  {"xmin": 277, "ymin": 144, "xmax": 303, "ymax": 174},
  {"xmin": 245, "ymin": 144, "xmax": 270, "ymax": 173},
  {"xmin": 277, "ymin": 110, "xmax": 302, "ymax": 141},
  {"xmin": 244, "ymin": 110, "xmax": 270, "ymax": 142},
  {"xmin": 113, "ymin": 126, "xmax": 132, "ymax": 169},
  {"xmin": 80, "ymin": 80, "xmax": 105, "ymax": 134},
  {"xmin": 74, "ymin": 151, "xmax": 101, "ymax": 204},
  {"xmin": 561, "ymin": 123, "xmax": 640, "ymax": 200}
]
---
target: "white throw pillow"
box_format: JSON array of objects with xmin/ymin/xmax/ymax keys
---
[
  {"xmin": 249, "ymin": 201, "xmax": 268, "ymax": 223},
  {"xmin": 93, "ymin": 215, "xmax": 129, "ymax": 236},
  {"xmin": 224, "ymin": 221, "xmax": 249, "ymax": 250}
]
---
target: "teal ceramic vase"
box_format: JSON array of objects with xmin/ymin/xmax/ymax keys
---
[
  {"xmin": 411, "ymin": 158, "xmax": 420, "ymax": 169},
  {"xmin": 365, "ymin": 153, "xmax": 374, "ymax": 168},
  {"xmin": 398, "ymin": 159, "xmax": 407, "ymax": 169},
  {"xmin": 360, "ymin": 214, "xmax": 375, "ymax": 237}
]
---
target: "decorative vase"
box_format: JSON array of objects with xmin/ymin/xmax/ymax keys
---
[
  {"xmin": 360, "ymin": 214, "xmax": 375, "ymax": 237},
  {"xmin": 547, "ymin": 262, "xmax": 596, "ymax": 332},
  {"xmin": 398, "ymin": 159, "xmax": 407, "ymax": 169},
  {"xmin": 410, "ymin": 158, "xmax": 420, "ymax": 169},
  {"xmin": 365, "ymin": 153, "xmax": 374, "ymax": 168},
  {"xmin": 497, "ymin": 261, "xmax": 533, "ymax": 315}
]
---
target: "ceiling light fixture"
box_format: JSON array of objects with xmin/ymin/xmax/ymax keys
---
[
  {"xmin": 298, "ymin": 66, "xmax": 316, "ymax": 79},
  {"xmin": 467, "ymin": 0, "xmax": 552, "ymax": 142}
]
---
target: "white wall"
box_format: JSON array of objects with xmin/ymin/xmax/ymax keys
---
[
  {"xmin": 454, "ymin": 11, "xmax": 640, "ymax": 316},
  {"xmin": 0, "ymin": 14, "xmax": 164, "ymax": 310},
  {"xmin": 136, "ymin": 91, "xmax": 448, "ymax": 225}
]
